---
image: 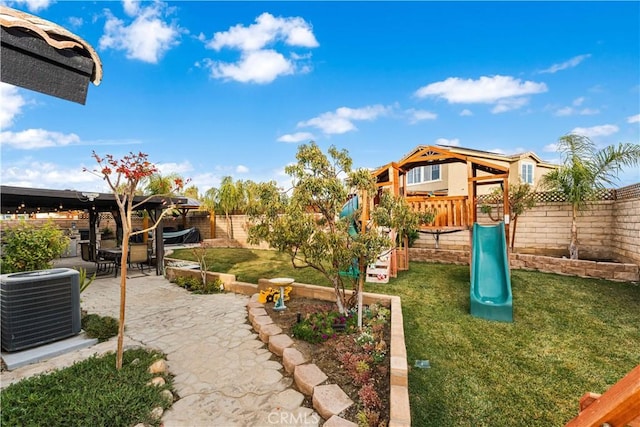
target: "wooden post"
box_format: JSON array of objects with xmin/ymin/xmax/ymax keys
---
[
  {"xmin": 503, "ymin": 177, "xmax": 510, "ymax": 254},
  {"xmin": 142, "ymin": 215, "xmax": 149, "ymax": 243}
]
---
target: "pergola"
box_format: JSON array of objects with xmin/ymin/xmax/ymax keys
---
[
  {"xmin": 373, "ymin": 145, "xmax": 511, "ymax": 244},
  {"xmin": 0, "ymin": 185, "xmax": 187, "ymax": 275}
]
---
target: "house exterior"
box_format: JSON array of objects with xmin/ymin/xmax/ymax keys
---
[{"xmin": 400, "ymin": 145, "xmax": 558, "ymax": 197}]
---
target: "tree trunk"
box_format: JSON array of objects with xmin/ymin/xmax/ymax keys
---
[
  {"xmin": 116, "ymin": 236, "xmax": 129, "ymax": 370},
  {"xmin": 569, "ymin": 205, "xmax": 579, "ymax": 260},
  {"xmin": 510, "ymin": 216, "xmax": 518, "ymax": 251},
  {"xmin": 334, "ymin": 282, "xmax": 346, "ymax": 314},
  {"xmin": 357, "ymin": 256, "xmax": 365, "ymax": 329},
  {"xmin": 225, "ymin": 213, "xmax": 233, "ymax": 239}
]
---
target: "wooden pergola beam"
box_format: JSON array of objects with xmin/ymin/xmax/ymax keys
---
[{"xmin": 565, "ymin": 364, "xmax": 640, "ymax": 427}]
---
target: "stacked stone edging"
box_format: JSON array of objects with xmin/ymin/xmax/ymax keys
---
[
  {"xmin": 245, "ymin": 295, "xmax": 354, "ymax": 424},
  {"xmin": 510, "ymin": 253, "xmax": 639, "ymax": 282},
  {"xmin": 161, "ymin": 273, "xmax": 411, "ymax": 426},
  {"xmin": 409, "ymin": 248, "xmax": 639, "ymax": 282}
]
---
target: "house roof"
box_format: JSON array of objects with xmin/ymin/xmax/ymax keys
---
[
  {"xmin": 437, "ymin": 144, "xmax": 558, "ymax": 168},
  {"xmin": 0, "ymin": 6, "xmax": 102, "ymax": 104},
  {"xmin": 395, "ymin": 145, "xmax": 509, "ymax": 175},
  {"xmin": 0, "ymin": 185, "xmax": 187, "ymax": 215}
]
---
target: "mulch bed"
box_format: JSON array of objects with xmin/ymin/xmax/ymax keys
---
[{"xmin": 264, "ymin": 297, "xmax": 390, "ymax": 425}]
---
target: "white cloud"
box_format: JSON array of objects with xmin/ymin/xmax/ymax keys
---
[
  {"xmin": 435, "ymin": 138, "xmax": 460, "ymax": 147},
  {"xmin": 68, "ymin": 16, "xmax": 84, "ymax": 28},
  {"xmin": 544, "ymin": 143, "xmax": 559, "ymax": 152},
  {"xmin": 554, "ymin": 97, "xmax": 599, "ymax": 116},
  {"xmin": 297, "ymin": 105, "xmax": 391, "ymax": 135},
  {"xmin": 206, "ymin": 49, "xmax": 293, "ymax": 84},
  {"xmin": 555, "ymin": 107, "xmax": 573, "ymax": 117},
  {"xmin": 460, "ymin": 109, "xmax": 473, "ymax": 116},
  {"xmin": 0, "ymin": 83, "xmax": 26, "ymax": 129},
  {"xmin": 99, "ymin": 3, "xmax": 181, "ymax": 64},
  {"xmin": 156, "ymin": 160, "xmax": 193, "ymax": 175},
  {"xmin": 207, "ymin": 12, "xmax": 318, "ymax": 51},
  {"xmin": 236, "ymin": 165, "xmax": 249, "ymax": 173},
  {"xmin": 570, "ymin": 124, "xmax": 619, "ymax": 138},
  {"xmin": 0, "ymin": 129, "xmax": 80, "ymax": 149},
  {"xmin": 539, "ymin": 54, "xmax": 591, "ymax": 74},
  {"xmin": 1, "ymin": 160, "xmax": 105, "ymax": 190},
  {"xmin": 491, "ymin": 97, "xmax": 529, "ymax": 114},
  {"xmin": 277, "ymin": 132, "xmax": 314, "ymax": 143},
  {"xmin": 405, "ymin": 108, "xmax": 437, "ymax": 124},
  {"xmin": 415, "ymin": 75, "xmax": 547, "ymax": 112},
  {"xmin": 7, "ymin": 0, "xmax": 51, "ymax": 12},
  {"xmin": 203, "ymin": 12, "xmax": 318, "ymax": 84},
  {"xmin": 122, "ymin": 0, "xmax": 140, "ymax": 17},
  {"xmin": 627, "ymin": 114, "xmax": 640, "ymax": 124}
]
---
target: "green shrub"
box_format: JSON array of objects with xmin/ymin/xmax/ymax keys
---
[
  {"xmin": 1, "ymin": 348, "xmax": 172, "ymax": 427},
  {"xmin": 292, "ymin": 310, "xmax": 357, "ymax": 343},
  {"xmin": 82, "ymin": 313, "xmax": 119, "ymax": 342},
  {"xmin": 1, "ymin": 220, "xmax": 69, "ymax": 273},
  {"xmin": 172, "ymin": 275, "xmax": 224, "ymax": 294}
]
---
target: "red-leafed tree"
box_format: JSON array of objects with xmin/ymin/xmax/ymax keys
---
[{"xmin": 86, "ymin": 151, "xmax": 185, "ymax": 369}]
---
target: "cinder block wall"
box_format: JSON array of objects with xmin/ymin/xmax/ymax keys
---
[
  {"xmin": 3, "ymin": 193, "xmax": 638, "ymax": 265},
  {"xmin": 412, "ymin": 197, "xmax": 638, "ymax": 264},
  {"xmin": 612, "ymin": 198, "xmax": 640, "ymax": 264}
]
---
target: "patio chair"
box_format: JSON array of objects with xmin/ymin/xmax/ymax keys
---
[
  {"xmin": 128, "ymin": 243, "xmax": 150, "ymax": 273},
  {"xmin": 81, "ymin": 241, "xmax": 115, "ymax": 274}
]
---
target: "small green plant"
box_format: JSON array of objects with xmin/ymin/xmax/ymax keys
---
[
  {"xmin": 76, "ymin": 267, "xmax": 96, "ymax": 293},
  {"xmin": 1, "ymin": 220, "xmax": 69, "ymax": 273},
  {"xmin": 292, "ymin": 310, "xmax": 357, "ymax": 343},
  {"xmin": 81, "ymin": 313, "xmax": 119, "ymax": 342},
  {"xmin": 172, "ymin": 275, "xmax": 223, "ymax": 294},
  {"xmin": 100, "ymin": 226, "xmax": 114, "ymax": 239}
]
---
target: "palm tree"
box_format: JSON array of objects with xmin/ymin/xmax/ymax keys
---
[
  {"xmin": 202, "ymin": 187, "xmax": 218, "ymax": 238},
  {"xmin": 216, "ymin": 176, "xmax": 243, "ymax": 239},
  {"xmin": 145, "ymin": 172, "xmax": 184, "ymax": 196},
  {"xmin": 183, "ymin": 185, "xmax": 199, "ymax": 200},
  {"xmin": 541, "ymin": 134, "xmax": 640, "ymax": 259}
]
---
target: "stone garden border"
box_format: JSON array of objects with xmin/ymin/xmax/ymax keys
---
[
  {"xmin": 409, "ymin": 249, "xmax": 640, "ymax": 282},
  {"xmin": 164, "ymin": 258, "xmax": 411, "ymax": 427}
]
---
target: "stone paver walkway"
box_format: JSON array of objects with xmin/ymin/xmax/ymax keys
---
[{"xmin": 1, "ymin": 272, "xmax": 319, "ymax": 426}]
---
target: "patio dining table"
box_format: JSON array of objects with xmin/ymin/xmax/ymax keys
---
[{"xmin": 98, "ymin": 248, "xmax": 123, "ymax": 277}]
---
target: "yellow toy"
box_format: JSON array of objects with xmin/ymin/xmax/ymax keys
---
[{"xmin": 258, "ymin": 286, "xmax": 292, "ymax": 304}]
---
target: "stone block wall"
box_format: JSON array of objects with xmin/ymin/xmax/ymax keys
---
[
  {"xmin": 3, "ymin": 191, "xmax": 637, "ymax": 267},
  {"xmin": 413, "ymin": 197, "xmax": 638, "ymax": 264},
  {"xmin": 612, "ymin": 198, "xmax": 640, "ymax": 264}
]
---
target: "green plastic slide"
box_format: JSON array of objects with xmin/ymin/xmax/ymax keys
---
[
  {"xmin": 339, "ymin": 195, "xmax": 359, "ymax": 278},
  {"xmin": 470, "ymin": 222, "xmax": 513, "ymax": 322}
]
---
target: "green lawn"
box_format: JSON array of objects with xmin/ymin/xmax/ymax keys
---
[
  {"xmin": 1, "ymin": 349, "xmax": 172, "ymax": 427},
  {"xmin": 170, "ymin": 248, "xmax": 640, "ymax": 426}
]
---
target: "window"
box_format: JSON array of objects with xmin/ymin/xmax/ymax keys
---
[
  {"xmin": 407, "ymin": 167, "xmax": 421, "ymax": 184},
  {"xmin": 521, "ymin": 162, "xmax": 534, "ymax": 184},
  {"xmin": 407, "ymin": 165, "xmax": 441, "ymax": 185}
]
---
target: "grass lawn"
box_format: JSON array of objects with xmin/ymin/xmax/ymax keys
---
[
  {"xmin": 170, "ymin": 247, "xmax": 640, "ymax": 426},
  {"xmin": 1, "ymin": 349, "xmax": 172, "ymax": 427}
]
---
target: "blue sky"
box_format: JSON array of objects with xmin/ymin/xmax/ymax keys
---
[{"xmin": 1, "ymin": 0, "xmax": 639, "ymax": 193}]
